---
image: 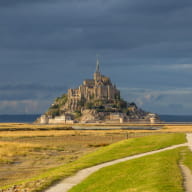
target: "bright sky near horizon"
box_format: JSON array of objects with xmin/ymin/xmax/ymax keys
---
[{"xmin": 0, "ymin": 0, "xmax": 192, "ymax": 115}]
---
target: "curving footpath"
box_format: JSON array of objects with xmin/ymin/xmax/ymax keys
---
[
  {"xmin": 45, "ymin": 134, "xmax": 192, "ymax": 192},
  {"xmin": 181, "ymin": 133, "xmax": 192, "ymax": 192}
]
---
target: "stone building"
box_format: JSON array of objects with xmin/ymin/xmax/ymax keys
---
[
  {"xmin": 66, "ymin": 59, "xmax": 120, "ymax": 111},
  {"xmin": 40, "ymin": 114, "xmax": 74, "ymax": 124}
]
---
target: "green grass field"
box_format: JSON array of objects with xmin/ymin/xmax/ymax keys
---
[
  {"xmin": 77, "ymin": 133, "xmax": 186, "ymax": 165},
  {"xmin": 70, "ymin": 147, "xmax": 186, "ymax": 192},
  {"xmin": 0, "ymin": 133, "xmax": 187, "ymax": 192}
]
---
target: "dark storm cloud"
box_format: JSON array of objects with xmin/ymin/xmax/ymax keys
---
[
  {"xmin": 0, "ymin": 0, "xmax": 192, "ymax": 114},
  {"xmin": 113, "ymin": 0, "xmax": 192, "ymax": 14},
  {"xmin": 120, "ymin": 88, "xmax": 192, "ymax": 114},
  {"xmin": 1, "ymin": 0, "xmax": 192, "ymax": 53},
  {"xmin": 0, "ymin": 84, "xmax": 67, "ymax": 101},
  {"xmin": 0, "ymin": 0, "xmax": 54, "ymax": 7},
  {"xmin": 0, "ymin": 84, "xmax": 64, "ymax": 91}
]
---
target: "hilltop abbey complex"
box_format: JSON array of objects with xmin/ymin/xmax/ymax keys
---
[
  {"xmin": 38, "ymin": 59, "xmax": 159, "ymax": 124},
  {"xmin": 67, "ymin": 59, "xmax": 120, "ymax": 111}
]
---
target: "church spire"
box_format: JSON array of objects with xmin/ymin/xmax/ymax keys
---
[
  {"xmin": 94, "ymin": 56, "xmax": 101, "ymax": 81},
  {"xmin": 96, "ymin": 55, "xmax": 100, "ymax": 73}
]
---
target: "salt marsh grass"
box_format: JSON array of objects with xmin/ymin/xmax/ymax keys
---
[{"xmin": 0, "ymin": 141, "xmax": 40, "ymax": 163}]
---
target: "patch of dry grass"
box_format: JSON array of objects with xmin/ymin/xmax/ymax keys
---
[
  {"xmin": 0, "ymin": 128, "xmax": 164, "ymax": 138},
  {"xmin": 0, "ymin": 123, "xmax": 72, "ymax": 131},
  {"xmin": 0, "ymin": 130, "xmax": 131, "ymax": 188},
  {"xmin": 0, "ymin": 141, "xmax": 40, "ymax": 163},
  {"xmin": 0, "ymin": 130, "xmax": 78, "ymax": 137},
  {"xmin": 160, "ymin": 125, "xmax": 192, "ymax": 132}
]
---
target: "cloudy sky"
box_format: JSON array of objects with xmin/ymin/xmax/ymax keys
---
[{"xmin": 0, "ymin": 0, "xmax": 192, "ymax": 115}]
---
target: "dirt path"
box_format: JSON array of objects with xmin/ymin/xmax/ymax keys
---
[
  {"xmin": 45, "ymin": 142, "xmax": 187, "ymax": 192},
  {"xmin": 180, "ymin": 164, "xmax": 192, "ymax": 192},
  {"xmin": 186, "ymin": 133, "xmax": 192, "ymax": 151},
  {"xmin": 180, "ymin": 133, "xmax": 192, "ymax": 192}
]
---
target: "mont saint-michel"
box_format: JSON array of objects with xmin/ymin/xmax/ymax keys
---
[{"xmin": 38, "ymin": 59, "xmax": 159, "ymax": 124}]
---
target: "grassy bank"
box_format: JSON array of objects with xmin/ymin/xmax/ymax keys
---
[
  {"xmin": 0, "ymin": 133, "xmax": 186, "ymax": 191},
  {"xmin": 76, "ymin": 133, "xmax": 186, "ymax": 165},
  {"xmin": 70, "ymin": 147, "xmax": 185, "ymax": 192}
]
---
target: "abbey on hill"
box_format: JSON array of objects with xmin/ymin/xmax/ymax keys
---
[
  {"xmin": 66, "ymin": 59, "xmax": 120, "ymax": 111},
  {"xmin": 38, "ymin": 59, "xmax": 159, "ymax": 124}
]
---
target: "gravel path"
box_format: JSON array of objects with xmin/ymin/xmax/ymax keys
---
[
  {"xmin": 186, "ymin": 133, "xmax": 192, "ymax": 151},
  {"xmin": 180, "ymin": 133, "xmax": 192, "ymax": 192},
  {"xmin": 45, "ymin": 142, "xmax": 188, "ymax": 192},
  {"xmin": 180, "ymin": 164, "xmax": 192, "ymax": 192}
]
